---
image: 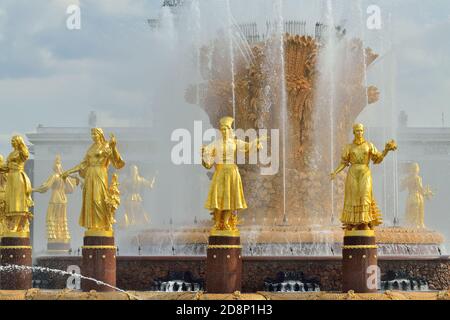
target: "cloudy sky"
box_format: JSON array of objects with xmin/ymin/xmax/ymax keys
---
[
  {"xmin": 0, "ymin": 0, "xmax": 449, "ymax": 247},
  {"xmin": 0, "ymin": 0, "xmax": 449, "ymax": 157},
  {"xmin": 0, "ymin": 0, "xmax": 162, "ymax": 155}
]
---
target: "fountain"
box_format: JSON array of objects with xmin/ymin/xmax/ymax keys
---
[
  {"xmin": 0, "ymin": 0, "xmax": 447, "ymax": 299},
  {"xmin": 113, "ymin": 0, "xmax": 446, "ymax": 293},
  {"xmin": 264, "ymin": 271, "xmax": 320, "ymax": 292},
  {"xmin": 137, "ymin": 17, "xmax": 444, "ymax": 256},
  {"xmin": 152, "ymin": 271, "xmax": 204, "ymax": 292}
]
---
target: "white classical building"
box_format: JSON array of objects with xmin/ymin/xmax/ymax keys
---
[{"xmin": 26, "ymin": 124, "xmax": 450, "ymax": 254}]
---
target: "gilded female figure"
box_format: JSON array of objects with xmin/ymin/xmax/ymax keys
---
[
  {"xmin": 34, "ymin": 155, "xmax": 79, "ymax": 244},
  {"xmin": 400, "ymin": 163, "xmax": 433, "ymax": 228},
  {"xmin": 331, "ymin": 124, "xmax": 397, "ymax": 230},
  {"xmin": 62, "ymin": 128, "xmax": 125, "ymax": 236},
  {"xmin": 202, "ymin": 116, "xmax": 264, "ymax": 233},
  {"xmin": 0, "ymin": 136, "xmax": 34, "ymax": 235},
  {"xmin": 0, "ymin": 154, "xmax": 7, "ymax": 236},
  {"xmin": 119, "ymin": 165, "xmax": 155, "ymax": 228}
]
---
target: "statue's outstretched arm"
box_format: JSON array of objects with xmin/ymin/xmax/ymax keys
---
[
  {"xmin": 236, "ymin": 134, "xmax": 266, "ymax": 154},
  {"xmin": 372, "ymin": 140, "xmax": 397, "ymax": 164},
  {"xmin": 330, "ymin": 163, "xmax": 347, "ymax": 180},
  {"xmin": 33, "ymin": 175, "xmax": 55, "ymax": 193},
  {"xmin": 331, "ymin": 145, "xmax": 350, "ymax": 180},
  {"xmin": 64, "ymin": 176, "xmax": 79, "ymax": 194},
  {"xmin": 62, "ymin": 163, "xmax": 83, "ymax": 178},
  {"xmin": 139, "ymin": 176, "xmax": 155, "ymax": 189}
]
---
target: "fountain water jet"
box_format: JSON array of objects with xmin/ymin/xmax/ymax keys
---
[
  {"xmin": 274, "ymin": 0, "xmax": 288, "ymax": 223},
  {"xmin": 0, "ymin": 264, "xmax": 140, "ymax": 299},
  {"xmin": 226, "ymin": 0, "xmax": 237, "ymax": 124}
]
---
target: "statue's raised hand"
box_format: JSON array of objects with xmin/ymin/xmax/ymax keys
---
[
  {"xmin": 257, "ymin": 133, "xmax": 268, "ymax": 150},
  {"xmin": 259, "ymin": 133, "xmax": 268, "ymax": 142},
  {"xmin": 330, "ymin": 172, "xmax": 337, "ymax": 181},
  {"xmin": 385, "ymin": 140, "xmax": 397, "ymax": 152},
  {"xmin": 109, "ymin": 134, "xmax": 117, "ymax": 148}
]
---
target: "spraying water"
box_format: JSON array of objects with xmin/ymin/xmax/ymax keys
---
[
  {"xmin": 0, "ymin": 264, "xmax": 141, "ymax": 299},
  {"xmin": 323, "ymin": 0, "xmax": 337, "ymax": 223},
  {"xmin": 274, "ymin": 0, "xmax": 288, "ymax": 222},
  {"xmin": 159, "ymin": 5, "xmax": 177, "ymax": 48},
  {"xmin": 226, "ymin": 0, "xmax": 237, "ymax": 124},
  {"xmin": 190, "ymin": 0, "xmax": 202, "ymax": 105}
]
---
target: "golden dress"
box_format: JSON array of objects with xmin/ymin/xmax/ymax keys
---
[
  {"xmin": 401, "ymin": 175, "xmax": 426, "ymax": 228},
  {"xmin": 0, "ymin": 164, "xmax": 7, "ymax": 236},
  {"xmin": 340, "ymin": 140, "xmax": 383, "ymax": 226},
  {"xmin": 76, "ymin": 142, "xmax": 125, "ymax": 231},
  {"xmin": 203, "ymin": 138, "xmax": 257, "ymax": 211},
  {"xmin": 120, "ymin": 173, "xmax": 153, "ymax": 227},
  {"xmin": 4, "ymin": 149, "xmax": 34, "ymax": 230},
  {"xmin": 34, "ymin": 174, "xmax": 77, "ymax": 242}
]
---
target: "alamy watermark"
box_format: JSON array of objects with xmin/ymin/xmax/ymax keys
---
[
  {"xmin": 366, "ymin": 265, "xmax": 381, "ymax": 290},
  {"xmin": 66, "ymin": 265, "xmax": 81, "ymax": 290},
  {"xmin": 367, "ymin": 5, "xmax": 382, "ymax": 30},
  {"xmin": 170, "ymin": 121, "xmax": 279, "ymax": 175},
  {"xmin": 66, "ymin": 4, "xmax": 81, "ymax": 30}
]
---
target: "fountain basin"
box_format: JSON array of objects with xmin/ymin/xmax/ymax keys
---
[
  {"xmin": 129, "ymin": 225, "xmax": 444, "ymax": 256},
  {"xmin": 35, "ymin": 255, "xmax": 450, "ymax": 293},
  {"xmin": 0, "ymin": 289, "xmax": 449, "ymax": 300}
]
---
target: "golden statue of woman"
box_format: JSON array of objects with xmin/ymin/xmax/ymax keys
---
[
  {"xmin": 62, "ymin": 128, "xmax": 125, "ymax": 236},
  {"xmin": 0, "ymin": 154, "xmax": 7, "ymax": 237},
  {"xmin": 119, "ymin": 165, "xmax": 155, "ymax": 228},
  {"xmin": 400, "ymin": 162, "xmax": 433, "ymax": 228},
  {"xmin": 331, "ymin": 123, "xmax": 397, "ymax": 230},
  {"xmin": 0, "ymin": 136, "xmax": 34, "ymax": 236},
  {"xmin": 33, "ymin": 155, "xmax": 79, "ymax": 245},
  {"xmin": 202, "ymin": 116, "xmax": 264, "ymax": 234}
]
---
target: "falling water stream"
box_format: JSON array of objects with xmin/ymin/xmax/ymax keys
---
[
  {"xmin": 226, "ymin": 0, "xmax": 237, "ymax": 125},
  {"xmin": 274, "ymin": 0, "xmax": 288, "ymax": 222},
  {"xmin": 0, "ymin": 264, "xmax": 141, "ymax": 299},
  {"xmin": 191, "ymin": 0, "xmax": 202, "ymax": 106},
  {"xmin": 324, "ymin": 0, "xmax": 337, "ymax": 223}
]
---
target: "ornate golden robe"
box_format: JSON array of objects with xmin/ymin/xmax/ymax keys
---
[
  {"xmin": 34, "ymin": 174, "xmax": 77, "ymax": 242},
  {"xmin": 203, "ymin": 138, "xmax": 257, "ymax": 211},
  {"xmin": 0, "ymin": 168, "xmax": 7, "ymax": 235},
  {"xmin": 401, "ymin": 175, "xmax": 425, "ymax": 228},
  {"xmin": 120, "ymin": 175, "xmax": 153, "ymax": 227},
  {"xmin": 4, "ymin": 149, "xmax": 33, "ymax": 217},
  {"xmin": 76, "ymin": 143, "xmax": 124, "ymax": 231},
  {"xmin": 340, "ymin": 140, "xmax": 383, "ymax": 226}
]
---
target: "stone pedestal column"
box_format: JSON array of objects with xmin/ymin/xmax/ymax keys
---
[
  {"xmin": 206, "ymin": 234, "xmax": 242, "ymax": 293},
  {"xmin": 81, "ymin": 235, "xmax": 116, "ymax": 292},
  {"xmin": 342, "ymin": 230, "xmax": 378, "ymax": 293},
  {"xmin": 0, "ymin": 235, "xmax": 32, "ymax": 290}
]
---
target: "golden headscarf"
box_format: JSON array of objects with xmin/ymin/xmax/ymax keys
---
[{"xmin": 91, "ymin": 128, "xmax": 107, "ymax": 144}]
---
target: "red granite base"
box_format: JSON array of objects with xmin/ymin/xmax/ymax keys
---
[
  {"xmin": 81, "ymin": 236, "xmax": 116, "ymax": 292},
  {"xmin": 0, "ymin": 237, "xmax": 32, "ymax": 290},
  {"xmin": 342, "ymin": 235, "xmax": 378, "ymax": 293},
  {"xmin": 206, "ymin": 236, "xmax": 242, "ymax": 293}
]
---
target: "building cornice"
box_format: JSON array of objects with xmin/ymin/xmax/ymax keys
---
[{"xmin": 26, "ymin": 127, "xmax": 155, "ymax": 144}]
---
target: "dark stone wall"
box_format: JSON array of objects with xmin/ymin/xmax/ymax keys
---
[
  {"xmin": 380, "ymin": 258, "xmax": 450, "ymax": 291},
  {"xmin": 116, "ymin": 257, "xmax": 206, "ymax": 291},
  {"xmin": 242, "ymin": 257, "xmax": 342, "ymax": 292},
  {"xmin": 35, "ymin": 255, "xmax": 450, "ymax": 292}
]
